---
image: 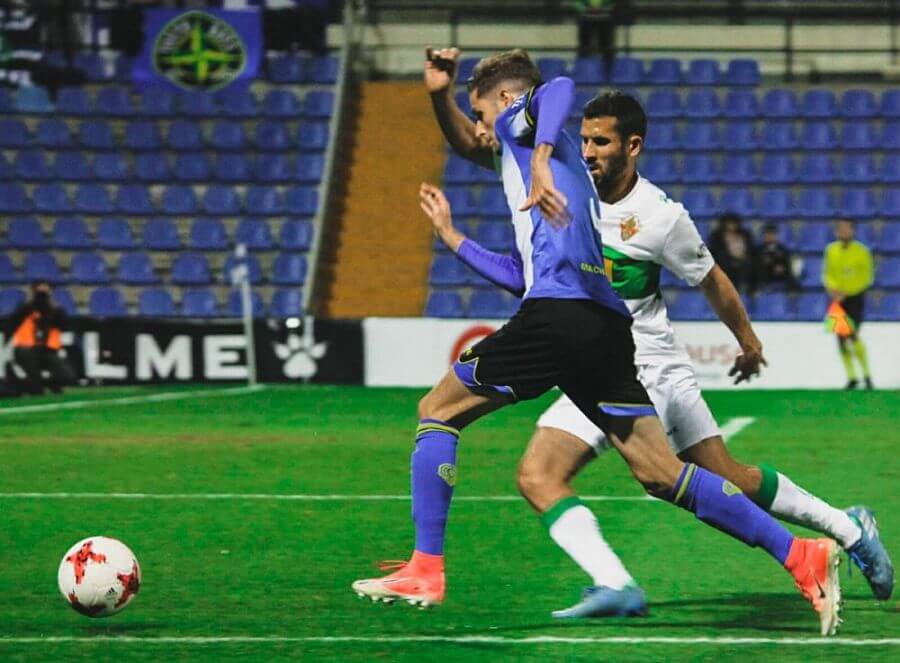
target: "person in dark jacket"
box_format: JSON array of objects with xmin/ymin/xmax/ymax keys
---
[
  {"xmin": 708, "ymin": 212, "xmax": 755, "ymax": 292},
  {"xmin": 754, "ymin": 223, "xmax": 799, "ymax": 292}
]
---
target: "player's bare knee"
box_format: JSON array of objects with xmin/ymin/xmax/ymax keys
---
[{"xmin": 516, "ymin": 457, "xmax": 557, "ymax": 501}]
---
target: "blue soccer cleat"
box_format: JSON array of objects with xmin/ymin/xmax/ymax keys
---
[
  {"xmin": 846, "ymin": 506, "xmax": 894, "ymax": 600},
  {"xmin": 551, "ymin": 585, "xmax": 648, "ymax": 619}
]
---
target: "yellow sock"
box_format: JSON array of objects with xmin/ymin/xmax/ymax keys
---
[
  {"xmin": 840, "ymin": 343, "xmax": 857, "ymax": 380},
  {"xmin": 853, "ymin": 338, "xmax": 871, "ymax": 379}
]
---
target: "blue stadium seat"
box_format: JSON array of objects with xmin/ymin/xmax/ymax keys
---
[
  {"xmin": 270, "ymin": 54, "xmax": 308, "ymax": 83},
  {"xmin": 723, "ymin": 122, "xmax": 759, "ymax": 151},
  {"xmin": 116, "ymin": 184, "xmax": 155, "ymax": 215},
  {"xmin": 725, "ymin": 59, "xmax": 761, "ymax": 86},
  {"xmin": 842, "ymin": 155, "xmax": 877, "ymax": 183},
  {"xmin": 246, "ymin": 186, "xmax": 284, "ymax": 215},
  {"xmin": 285, "ymin": 187, "xmax": 318, "ymax": 216},
  {"xmin": 425, "ymin": 290, "xmax": 465, "ymax": 318},
  {"xmin": 139, "ymin": 288, "xmax": 176, "ymax": 317},
  {"xmin": 35, "ymin": 119, "xmax": 73, "ymax": 147},
  {"xmin": 571, "ymin": 57, "xmax": 606, "ymax": 85},
  {"xmin": 166, "ymin": 120, "xmax": 203, "ymax": 150},
  {"xmin": 537, "ymin": 57, "xmax": 566, "ymax": 81},
  {"xmin": 24, "ymin": 252, "xmax": 65, "ymax": 283},
  {"xmin": 15, "ymin": 150, "xmax": 52, "ymax": 180},
  {"xmin": 667, "ymin": 291, "xmax": 714, "ymax": 320},
  {"xmin": 456, "ymin": 57, "xmax": 479, "ymax": 83},
  {"xmin": 883, "ymin": 190, "xmax": 900, "ymax": 219},
  {"xmin": 124, "ymin": 121, "xmax": 163, "ymax": 150},
  {"xmin": 839, "ymin": 189, "xmax": 879, "ymax": 219},
  {"xmin": 235, "ymin": 219, "xmax": 274, "ymax": 250},
  {"xmin": 203, "ymin": 185, "xmax": 242, "ymax": 215},
  {"xmin": 718, "ymin": 188, "xmax": 757, "ymax": 217},
  {"xmin": 297, "ymin": 123, "xmax": 329, "ymax": 151},
  {"xmin": 802, "ymin": 122, "xmax": 838, "ymax": 150},
  {"xmin": 761, "ymin": 121, "xmax": 799, "ymax": 151},
  {"xmin": 97, "ymin": 218, "xmax": 135, "ymax": 250},
  {"xmin": 181, "ymin": 289, "xmax": 219, "ymax": 317},
  {"xmin": 74, "ymin": 184, "xmax": 113, "ymax": 213},
  {"xmin": 796, "ymin": 292, "xmax": 829, "ymax": 321},
  {"xmin": 280, "ymin": 220, "xmax": 313, "ymax": 251},
  {"xmin": 53, "ymin": 218, "xmax": 92, "ymax": 249},
  {"xmin": 883, "ymin": 90, "xmax": 900, "ymax": 118},
  {"xmin": 0, "ymin": 119, "xmax": 29, "ymax": 147},
  {"xmin": 474, "ymin": 222, "xmax": 514, "ymax": 251},
  {"xmin": 264, "ymin": 90, "xmax": 301, "ymax": 117},
  {"xmin": 884, "ymin": 122, "xmax": 900, "ymax": 151},
  {"xmin": 870, "ymin": 293, "xmax": 900, "ymax": 321},
  {"xmin": 0, "ymin": 288, "xmax": 26, "ymax": 315},
  {"xmin": 209, "ymin": 121, "xmax": 247, "ymax": 150},
  {"xmin": 758, "ymin": 188, "xmax": 795, "ymax": 220},
  {"xmin": 684, "ymin": 89, "xmax": 721, "ymax": 119},
  {"xmin": 430, "ymin": 255, "xmax": 466, "ymax": 286},
  {"xmin": 682, "ymin": 155, "xmax": 720, "ymax": 184},
  {"xmin": 118, "ymin": 252, "xmax": 158, "ymax": 285},
  {"xmin": 255, "ymin": 154, "xmax": 291, "ymax": 182},
  {"xmin": 0, "ymin": 254, "xmax": 20, "ymax": 283},
  {"xmin": 840, "ymin": 123, "xmax": 878, "ymax": 150},
  {"xmin": 0, "ymin": 183, "xmax": 31, "ymax": 212},
  {"xmin": 681, "ymin": 188, "xmax": 717, "ymax": 220},
  {"xmin": 217, "ymin": 88, "xmax": 258, "ymax": 118},
  {"xmin": 226, "ymin": 289, "xmax": 266, "ymax": 318},
  {"xmin": 161, "ymin": 185, "xmax": 198, "ymax": 215},
  {"xmin": 296, "ymin": 155, "xmax": 324, "ymax": 183},
  {"xmin": 303, "ymin": 91, "xmax": 334, "ymax": 118},
  {"xmin": 759, "ymin": 154, "xmax": 797, "ymax": 184},
  {"xmin": 796, "ymin": 222, "xmax": 833, "ymax": 253},
  {"xmin": 71, "ymin": 252, "xmax": 110, "ymax": 284},
  {"xmin": 190, "ymin": 218, "xmax": 229, "ymax": 251},
  {"xmin": 171, "ymin": 253, "xmax": 212, "ymax": 285},
  {"xmin": 478, "ymin": 188, "xmax": 508, "ymax": 217},
  {"xmin": 721, "ymin": 155, "xmax": 758, "ymax": 184},
  {"xmin": 682, "ymin": 123, "xmax": 720, "ymax": 151},
  {"xmin": 52, "ymin": 152, "xmax": 90, "ymax": 181},
  {"xmin": 79, "ymin": 120, "xmax": 115, "ymax": 149},
  {"xmin": 468, "ymin": 290, "xmax": 519, "ymax": 319},
  {"xmin": 174, "ymin": 153, "xmax": 211, "ymax": 182},
  {"xmin": 646, "ymin": 58, "xmax": 682, "ymax": 86},
  {"xmin": 686, "ymin": 59, "xmax": 720, "ymax": 86},
  {"xmin": 15, "ymin": 85, "xmax": 54, "ymax": 113},
  {"xmin": 645, "ymin": 89, "xmax": 682, "ymax": 119},
  {"xmin": 841, "ymin": 89, "xmax": 878, "ymax": 118},
  {"xmin": 641, "ymin": 155, "xmax": 679, "ymax": 184},
  {"xmin": 754, "ymin": 293, "xmax": 793, "ymax": 321},
  {"xmin": 877, "ymin": 223, "xmax": 900, "ymax": 252},
  {"xmin": 74, "ymin": 52, "xmax": 109, "ymax": 81},
  {"xmin": 214, "ymin": 154, "xmax": 252, "ymax": 182},
  {"xmin": 797, "ymin": 189, "xmax": 836, "ymax": 219},
  {"xmin": 272, "ymin": 254, "xmax": 308, "ymax": 285},
  {"xmin": 854, "ymin": 222, "xmax": 877, "ymax": 246},
  {"xmin": 255, "ymin": 121, "xmax": 291, "ymax": 151},
  {"xmin": 798, "ymin": 154, "xmax": 836, "ymax": 184},
  {"xmin": 223, "ymin": 254, "xmax": 263, "ymax": 284},
  {"xmin": 455, "ymin": 91, "xmax": 472, "ymax": 115},
  {"xmin": 311, "ymin": 55, "xmax": 340, "ymax": 84},
  {"xmin": 139, "ymin": 86, "xmax": 176, "ymax": 116},
  {"xmin": 8, "ymin": 217, "xmax": 47, "ymax": 248},
  {"xmin": 57, "ymin": 87, "xmax": 91, "ymax": 115},
  {"xmin": 0, "ymin": 87, "xmax": 10, "ymax": 113},
  {"xmin": 0, "ymin": 152, "xmax": 9, "ymax": 180},
  {"xmin": 142, "ymin": 218, "xmax": 181, "ymax": 251},
  {"xmin": 48, "ymin": 285, "xmax": 76, "ymax": 317},
  {"xmin": 644, "ymin": 122, "xmax": 680, "ymax": 151},
  {"xmin": 444, "ymin": 155, "xmax": 480, "ymax": 184},
  {"xmin": 610, "ymin": 57, "xmax": 644, "ymax": 85},
  {"xmin": 762, "ymin": 89, "xmax": 799, "ymax": 118},
  {"xmin": 179, "ymin": 92, "xmax": 217, "ymax": 117},
  {"xmin": 270, "ymin": 289, "xmax": 304, "ymax": 318},
  {"xmin": 114, "ymin": 54, "xmax": 132, "ymax": 81},
  {"xmin": 92, "ymin": 153, "xmax": 129, "ymax": 180},
  {"xmin": 34, "ymin": 183, "xmax": 71, "ymax": 213},
  {"xmin": 89, "ymin": 288, "xmax": 127, "ymax": 317},
  {"xmin": 134, "ymin": 153, "xmax": 170, "ymax": 181},
  {"xmin": 723, "ymin": 89, "xmax": 759, "ymax": 119},
  {"xmin": 96, "ymin": 87, "xmax": 132, "ymax": 116},
  {"xmin": 801, "ymin": 90, "xmax": 838, "ymax": 119},
  {"xmin": 877, "ymin": 258, "xmax": 900, "ymax": 288}
]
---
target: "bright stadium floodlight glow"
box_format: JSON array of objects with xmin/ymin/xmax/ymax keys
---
[{"xmin": 286, "ymin": 317, "xmax": 301, "ymax": 329}]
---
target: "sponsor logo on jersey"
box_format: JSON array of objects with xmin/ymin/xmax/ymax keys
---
[{"xmin": 620, "ymin": 215, "xmax": 640, "ymax": 241}]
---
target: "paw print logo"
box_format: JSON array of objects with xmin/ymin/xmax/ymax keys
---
[{"xmin": 273, "ymin": 318, "xmax": 327, "ymax": 380}]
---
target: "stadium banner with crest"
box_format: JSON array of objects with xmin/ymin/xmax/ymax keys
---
[{"xmin": 132, "ymin": 8, "xmax": 262, "ymax": 92}]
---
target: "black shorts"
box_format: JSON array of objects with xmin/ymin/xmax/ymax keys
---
[
  {"xmin": 453, "ymin": 298, "xmax": 654, "ymax": 427},
  {"xmin": 842, "ymin": 294, "xmax": 865, "ymax": 329}
]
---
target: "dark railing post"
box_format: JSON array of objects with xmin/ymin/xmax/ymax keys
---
[{"xmin": 784, "ymin": 14, "xmax": 794, "ymax": 83}]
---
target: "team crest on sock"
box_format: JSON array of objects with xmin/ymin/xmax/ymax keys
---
[
  {"xmin": 437, "ymin": 463, "xmax": 457, "ymax": 487},
  {"xmin": 722, "ymin": 480, "xmax": 742, "ymax": 496}
]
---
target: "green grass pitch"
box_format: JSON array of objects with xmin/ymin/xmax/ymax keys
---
[{"xmin": 0, "ymin": 385, "xmax": 897, "ymax": 661}]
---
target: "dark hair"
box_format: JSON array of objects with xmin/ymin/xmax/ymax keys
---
[
  {"xmin": 719, "ymin": 212, "xmax": 743, "ymax": 226},
  {"xmin": 582, "ymin": 91, "xmax": 647, "ymax": 141},
  {"xmin": 763, "ymin": 223, "xmax": 778, "ymax": 234},
  {"xmin": 468, "ymin": 49, "xmax": 542, "ymax": 97},
  {"xmin": 31, "ymin": 280, "xmax": 50, "ymax": 292}
]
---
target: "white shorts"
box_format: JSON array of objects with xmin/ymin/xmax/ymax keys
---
[{"xmin": 535, "ymin": 361, "xmax": 721, "ymax": 455}]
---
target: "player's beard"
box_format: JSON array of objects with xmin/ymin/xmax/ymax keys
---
[{"xmin": 591, "ymin": 146, "xmax": 629, "ymax": 201}]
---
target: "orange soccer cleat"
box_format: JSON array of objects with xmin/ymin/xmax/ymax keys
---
[
  {"xmin": 785, "ymin": 537, "xmax": 842, "ymax": 636},
  {"xmin": 351, "ymin": 551, "xmax": 445, "ymax": 608}
]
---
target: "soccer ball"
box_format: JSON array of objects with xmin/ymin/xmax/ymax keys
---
[{"xmin": 57, "ymin": 536, "xmax": 141, "ymax": 617}]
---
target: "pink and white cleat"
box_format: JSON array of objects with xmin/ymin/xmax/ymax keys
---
[{"xmin": 352, "ymin": 551, "xmax": 445, "ymax": 608}]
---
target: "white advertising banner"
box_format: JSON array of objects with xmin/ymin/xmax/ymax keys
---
[{"xmin": 363, "ymin": 318, "xmax": 900, "ymax": 389}]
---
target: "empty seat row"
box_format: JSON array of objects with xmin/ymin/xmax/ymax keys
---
[
  {"xmin": 0, "ymin": 286, "xmax": 305, "ymax": 319},
  {"xmin": 0, "ymin": 183, "xmax": 319, "ymax": 216},
  {"xmin": 424, "ymin": 289, "xmax": 521, "ymax": 319},
  {"xmin": 0, "ymin": 119, "xmax": 330, "ymax": 152},
  {"xmin": 2, "ymin": 218, "xmax": 313, "ymax": 251},
  {"xmin": 0, "ymin": 251, "xmax": 308, "ymax": 286},
  {"xmin": 666, "ymin": 290, "xmax": 900, "ymax": 321},
  {"xmin": 0, "ymin": 151, "xmax": 325, "ymax": 183}
]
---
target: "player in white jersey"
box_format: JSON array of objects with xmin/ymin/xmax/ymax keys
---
[{"xmin": 424, "ymin": 82, "xmax": 892, "ymax": 619}]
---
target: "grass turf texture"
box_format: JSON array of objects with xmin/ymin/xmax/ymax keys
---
[{"xmin": 0, "ymin": 385, "xmax": 897, "ymax": 662}]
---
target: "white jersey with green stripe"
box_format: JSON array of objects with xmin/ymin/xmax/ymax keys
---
[{"xmin": 598, "ymin": 175, "xmax": 715, "ymax": 364}]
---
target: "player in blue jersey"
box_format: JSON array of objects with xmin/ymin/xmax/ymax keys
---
[{"xmin": 352, "ymin": 49, "xmax": 842, "ymax": 635}]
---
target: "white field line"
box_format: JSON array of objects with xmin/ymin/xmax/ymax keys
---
[
  {"xmin": 0, "ymin": 492, "xmax": 656, "ymax": 502},
  {"xmin": 0, "ymin": 385, "xmax": 265, "ymax": 416},
  {"xmin": 720, "ymin": 416, "xmax": 757, "ymax": 441},
  {"xmin": 0, "ymin": 635, "xmax": 896, "ymax": 646}
]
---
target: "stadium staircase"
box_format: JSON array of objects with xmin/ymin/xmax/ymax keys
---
[{"xmin": 321, "ymin": 81, "xmax": 445, "ymax": 317}]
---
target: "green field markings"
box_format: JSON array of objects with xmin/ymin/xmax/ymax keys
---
[
  {"xmin": 0, "ymin": 492, "xmax": 657, "ymax": 501},
  {"xmin": 720, "ymin": 416, "xmax": 757, "ymax": 441}
]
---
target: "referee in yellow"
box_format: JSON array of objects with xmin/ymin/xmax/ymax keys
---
[{"xmin": 822, "ymin": 219, "xmax": 875, "ymax": 389}]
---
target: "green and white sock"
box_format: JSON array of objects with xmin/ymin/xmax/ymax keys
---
[
  {"xmin": 541, "ymin": 496, "xmax": 635, "ymax": 591},
  {"xmin": 754, "ymin": 464, "xmax": 861, "ymax": 549}
]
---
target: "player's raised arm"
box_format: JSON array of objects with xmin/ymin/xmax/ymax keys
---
[
  {"xmin": 425, "ymin": 47, "xmax": 495, "ymax": 170},
  {"xmin": 420, "ymin": 183, "xmax": 525, "ymax": 297}
]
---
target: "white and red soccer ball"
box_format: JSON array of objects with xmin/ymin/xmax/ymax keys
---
[{"xmin": 57, "ymin": 536, "xmax": 141, "ymax": 617}]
